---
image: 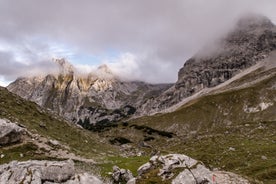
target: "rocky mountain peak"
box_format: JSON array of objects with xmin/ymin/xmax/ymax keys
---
[
  {"xmin": 176, "ymin": 14, "xmax": 275, "ymax": 89},
  {"xmin": 97, "ymin": 64, "xmax": 111, "ymax": 73},
  {"xmin": 139, "ymin": 14, "xmax": 276, "ymax": 115},
  {"xmin": 95, "ymin": 64, "xmax": 115, "ymax": 79},
  {"xmin": 53, "ymin": 58, "xmax": 74, "ymax": 75},
  {"xmin": 236, "ymin": 13, "xmax": 274, "ymax": 30}
]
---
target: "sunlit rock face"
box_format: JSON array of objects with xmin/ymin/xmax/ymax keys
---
[{"xmin": 8, "ymin": 59, "xmax": 171, "ymax": 128}]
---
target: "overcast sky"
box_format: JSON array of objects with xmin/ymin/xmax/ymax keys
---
[{"xmin": 0, "ymin": 0, "xmax": 276, "ymax": 86}]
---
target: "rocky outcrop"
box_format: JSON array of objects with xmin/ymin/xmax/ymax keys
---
[
  {"xmin": 0, "ymin": 160, "xmax": 103, "ymax": 184},
  {"xmin": 0, "ymin": 119, "xmax": 24, "ymax": 145},
  {"xmin": 137, "ymin": 154, "xmax": 211, "ymax": 183},
  {"xmin": 8, "ymin": 59, "xmax": 171, "ymax": 129},
  {"xmin": 136, "ymin": 154, "xmax": 250, "ymax": 184},
  {"xmin": 111, "ymin": 165, "xmax": 134, "ymax": 184},
  {"xmin": 139, "ymin": 14, "xmax": 276, "ymax": 115}
]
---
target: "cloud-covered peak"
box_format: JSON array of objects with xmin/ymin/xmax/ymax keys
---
[
  {"xmin": 97, "ymin": 64, "xmax": 112, "ymax": 74},
  {"xmin": 53, "ymin": 58, "xmax": 74, "ymax": 75},
  {"xmin": 51, "ymin": 58, "xmax": 117, "ymax": 80},
  {"xmin": 236, "ymin": 13, "xmax": 274, "ymax": 30},
  {"xmin": 94, "ymin": 64, "xmax": 115, "ymax": 79}
]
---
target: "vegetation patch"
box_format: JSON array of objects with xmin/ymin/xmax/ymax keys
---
[
  {"xmin": 130, "ymin": 125, "xmax": 174, "ymax": 138},
  {"xmin": 0, "ymin": 142, "xmax": 55, "ymax": 164},
  {"xmin": 77, "ymin": 118, "xmax": 119, "ymax": 132},
  {"xmin": 143, "ymin": 136, "xmax": 155, "ymax": 142},
  {"xmin": 98, "ymin": 156, "xmax": 150, "ymax": 177},
  {"xmin": 109, "ymin": 137, "xmax": 132, "ymax": 145},
  {"xmin": 0, "ymin": 87, "xmax": 117, "ymax": 160}
]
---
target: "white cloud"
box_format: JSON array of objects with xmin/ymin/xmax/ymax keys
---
[
  {"xmin": 0, "ymin": 0, "xmax": 276, "ymax": 84},
  {"xmin": 74, "ymin": 64, "xmax": 97, "ymax": 75},
  {"xmin": 0, "ymin": 77, "xmax": 10, "ymax": 87},
  {"xmin": 108, "ymin": 53, "xmax": 141, "ymax": 81}
]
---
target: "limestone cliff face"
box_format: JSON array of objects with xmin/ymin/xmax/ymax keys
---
[
  {"xmin": 8, "ymin": 59, "xmax": 171, "ymax": 127},
  {"xmin": 139, "ymin": 14, "xmax": 276, "ymax": 114}
]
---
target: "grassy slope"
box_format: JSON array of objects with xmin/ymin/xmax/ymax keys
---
[
  {"xmin": 0, "ymin": 66, "xmax": 275, "ymax": 183},
  {"xmin": 0, "ymin": 86, "xmax": 153, "ymax": 179},
  {"xmin": 116, "ymin": 68, "xmax": 276, "ymax": 183},
  {"xmin": 0, "ymin": 87, "xmax": 117, "ymax": 163},
  {"xmin": 0, "ymin": 87, "xmax": 152, "ymax": 178}
]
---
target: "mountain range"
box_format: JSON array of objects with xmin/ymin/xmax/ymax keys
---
[{"xmin": 1, "ymin": 14, "xmax": 276, "ymax": 183}]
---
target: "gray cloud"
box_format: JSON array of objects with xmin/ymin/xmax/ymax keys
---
[
  {"xmin": 0, "ymin": 0, "xmax": 276, "ymax": 84},
  {"xmin": 0, "ymin": 50, "xmax": 58, "ymax": 81}
]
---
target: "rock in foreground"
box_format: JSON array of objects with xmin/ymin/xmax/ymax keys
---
[
  {"xmin": 136, "ymin": 154, "xmax": 250, "ymax": 184},
  {"xmin": 0, "ymin": 119, "xmax": 24, "ymax": 145},
  {"xmin": 112, "ymin": 165, "xmax": 134, "ymax": 184},
  {"xmin": 0, "ymin": 160, "xmax": 103, "ymax": 184}
]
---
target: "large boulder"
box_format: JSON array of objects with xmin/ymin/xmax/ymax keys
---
[
  {"xmin": 137, "ymin": 154, "xmax": 250, "ymax": 184},
  {"xmin": 0, "ymin": 160, "xmax": 103, "ymax": 184},
  {"xmin": 0, "ymin": 119, "xmax": 24, "ymax": 145}
]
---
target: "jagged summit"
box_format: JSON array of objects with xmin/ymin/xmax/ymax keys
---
[
  {"xmin": 52, "ymin": 58, "xmax": 116, "ymax": 81},
  {"xmin": 236, "ymin": 13, "xmax": 274, "ymax": 30},
  {"xmin": 97, "ymin": 64, "xmax": 111, "ymax": 73},
  {"xmin": 177, "ymin": 13, "xmax": 276, "ymax": 88},
  {"xmin": 53, "ymin": 58, "xmax": 74, "ymax": 75},
  {"xmin": 95, "ymin": 64, "xmax": 115, "ymax": 79},
  {"xmin": 223, "ymin": 14, "xmax": 275, "ymax": 47}
]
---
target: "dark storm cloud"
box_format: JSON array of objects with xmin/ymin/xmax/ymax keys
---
[{"xmin": 0, "ymin": 0, "xmax": 276, "ymax": 84}]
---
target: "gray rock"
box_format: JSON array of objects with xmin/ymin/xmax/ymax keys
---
[
  {"xmin": 0, "ymin": 119, "xmax": 24, "ymax": 145},
  {"xmin": 137, "ymin": 162, "xmax": 152, "ymax": 176},
  {"xmin": 212, "ymin": 171, "xmax": 250, "ymax": 184},
  {"xmin": 138, "ymin": 154, "xmax": 200, "ymax": 181},
  {"xmin": 112, "ymin": 165, "xmax": 134, "ymax": 183},
  {"xmin": 66, "ymin": 173, "xmax": 103, "ymax": 184},
  {"xmin": 261, "ymin": 155, "xmax": 268, "ymax": 160},
  {"xmin": 172, "ymin": 164, "xmax": 212, "ymax": 184},
  {"xmin": 137, "ymin": 154, "xmax": 250, "ymax": 184},
  {"xmin": 0, "ymin": 160, "xmax": 103, "ymax": 184},
  {"xmin": 126, "ymin": 178, "xmax": 136, "ymax": 184},
  {"xmin": 49, "ymin": 139, "xmax": 60, "ymax": 146},
  {"xmin": 112, "ymin": 166, "xmax": 121, "ymax": 182}
]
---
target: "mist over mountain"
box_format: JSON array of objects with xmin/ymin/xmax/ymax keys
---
[
  {"xmin": 138, "ymin": 14, "xmax": 276, "ymax": 115},
  {"xmin": 1, "ymin": 0, "xmax": 276, "ymax": 84},
  {"xmin": 1, "ymin": 1, "xmax": 276, "ymax": 184}
]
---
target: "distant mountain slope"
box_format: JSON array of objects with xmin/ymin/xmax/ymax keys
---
[
  {"xmin": 102, "ymin": 55, "xmax": 276, "ymax": 183},
  {"xmin": 139, "ymin": 14, "xmax": 276, "ymax": 115},
  {"xmin": 0, "ymin": 85, "xmax": 159, "ymax": 182},
  {"xmin": 8, "ymin": 59, "xmax": 172, "ymax": 127},
  {"xmin": 0, "ymin": 86, "xmax": 116, "ymax": 163}
]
